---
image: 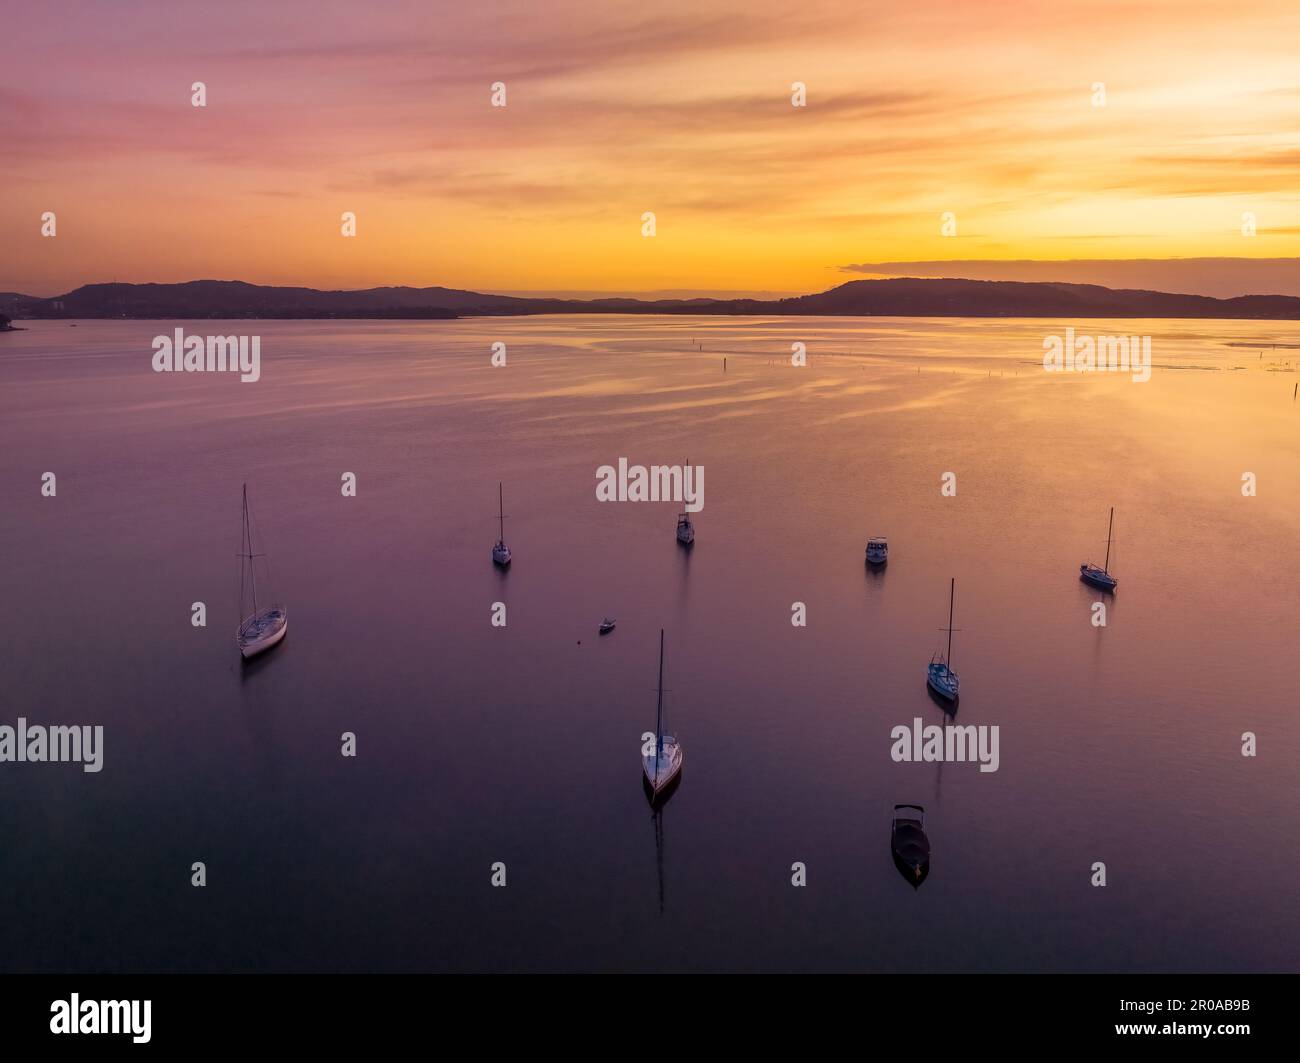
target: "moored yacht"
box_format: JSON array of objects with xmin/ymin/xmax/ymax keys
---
[
  {"xmin": 643, "ymin": 629, "xmax": 683, "ymax": 802},
  {"xmin": 1079, "ymin": 507, "xmax": 1118, "ymax": 591},
  {"xmin": 492, "ymin": 482, "xmax": 511, "ymax": 567},
  {"xmin": 925, "ymin": 578, "xmax": 959, "ymax": 703},
  {"xmin": 235, "ymin": 484, "xmax": 287, "ymax": 659}
]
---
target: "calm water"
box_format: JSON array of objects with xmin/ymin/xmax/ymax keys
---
[{"xmin": 2, "ymin": 316, "xmax": 1298, "ymax": 972}]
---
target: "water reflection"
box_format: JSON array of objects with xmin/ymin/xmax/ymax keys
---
[
  {"xmin": 3, "ymin": 316, "xmax": 1298, "ymax": 972},
  {"xmin": 650, "ymin": 803, "xmax": 667, "ymax": 916}
]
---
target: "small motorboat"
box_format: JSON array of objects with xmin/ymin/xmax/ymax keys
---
[
  {"xmin": 1080, "ymin": 506, "xmax": 1117, "ymax": 591},
  {"xmin": 865, "ymin": 537, "xmax": 888, "ymax": 565},
  {"xmin": 675, "ymin": 512, "xmax": 694, "ymax": 546},
  {"xmin": 891, "ymin": 804, "xmax": 930, "ymax": 888},
  {"xmin": 492, "ymin": 481, "xmax": 511, "ymax": 567},
  {"xmin": 599, "ymin": 617, "xmax": 616, "ymax": 634},
  {"xmin": 643, "ymin": 630, "xmax": 683, "ymax": 803}
]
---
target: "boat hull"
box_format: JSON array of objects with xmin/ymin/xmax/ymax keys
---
[
  {"xmin": 1079, "ymin": 564, "xmax": 1116, "ymax": 590},
  {"xmin": 891, "ymin": 835, "xmax": 930, "ymax": 889},
  {"xmin": 237, "ymin": 611, "xmax": 287, "ymax": 659},
  {"xmin": 492, "ymin": 543, "xmax": 512, "ymax": 567},
  {"xmin": 642, "ymin": 737, "xmax": 683, "ymax": 801},
  {"xmin": 926, "ymin": 662, "xmax": 959, "ymax": 702},
  {"xmin": 891, "ymin": 806, "xmax": 930, "ymax": 889}
]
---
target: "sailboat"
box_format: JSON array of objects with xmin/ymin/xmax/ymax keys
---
[
  {"xmin": 642, "ymin": 629, "xmax": 683, "ymax": 802},
  {"xmin": 675, "ymin": 457, "xmax": 695, "ymax": 545},
  {"xmin": 235, "ymin": 484, "xmax": 287, "ymax": 659},
  {"xmin": 1079, "ymin": 507, "xmax": 1118, "ymax": 591},
  {"xmin": 926, "ymin": 578, "xmax": 959, "ymax": 702},
  {"xmin": 492, "ymin": 482, "xmax": 511, "ymax": 567},
  {"xmin": 865, "ymin": 537, "xmax": 888, "ymax": 565}
]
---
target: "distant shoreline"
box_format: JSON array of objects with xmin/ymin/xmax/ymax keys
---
[
  {"xmin": 8, "ymin": 312, "xmax": 1300, "ymax": 324},
  {"xmin": 9, "ymin": 277, "xmax": 1300, "ymax": 321}
]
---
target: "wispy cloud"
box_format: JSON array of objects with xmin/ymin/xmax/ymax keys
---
[{"xmin": 5, "ymin": 0, "xmax": 1300, "ymax": 293}]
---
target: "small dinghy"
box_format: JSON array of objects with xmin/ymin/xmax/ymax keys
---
[
  {"xmin": 492, "ymin": 481, "xmax": 512, "ymax": 567},
  {"xmin": 675, "ymin": 512, "xmax": 694, "ymax": 546},
  {"xmin": 865, "ymin": 537, "xmax": 888, "ymax": 565},
  {"xmin": 643, "ymin": 629, "xmax": 683, "ymax": 803},
  {"xmin": 925, "ymin": 577, "xmax": 959, "ymax": 703},
  {"xmin": 891, "ymin": 804, "xmax": 930, "ymax": 888},
  {"xmin": 599, "ymin": 617, "xmax": 616, "ymax": 634},
  {"xmin": 1079, "ymin": 506, "xmax": 1117, "ymax": 591},
  {"xmin": 235, "ymin": 484, "xmax": 287, "ymax": 659}
]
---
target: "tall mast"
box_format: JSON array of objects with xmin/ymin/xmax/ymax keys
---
[
  {"xmin": 498, "ymin": 482, "xmax": 505, "ymax": 542},
  {"xmin": 242, "ymin": 483, "xmax": 258, "ymax": 616},
  {"xmin": 1104, "ymin": 507, "xmax": 1114, "ymax": 573},
  {"xmin": 655, "ymin": 629, "xmax": 665, "ymax": 757},
  {"xmin": 946, "ymin": 578, "xmax": 954, "ymax": 667}
]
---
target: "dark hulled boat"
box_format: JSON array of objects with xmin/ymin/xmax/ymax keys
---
[{"xmin": 891, "ymin": 804, "xmax": 930, "ymax": 888}]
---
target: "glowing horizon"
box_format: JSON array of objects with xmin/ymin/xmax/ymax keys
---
[{"xmin": 6, "ymin": 0, "xmax": 1300, "ymax": 296}]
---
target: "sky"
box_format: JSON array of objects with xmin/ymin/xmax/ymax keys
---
[{"xmin": 5, "ymin": 0, "xmax": 1300, "ymax": 297}]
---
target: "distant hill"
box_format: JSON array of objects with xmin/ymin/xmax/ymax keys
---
[
  {"xmin": 9, "ymin": 276, "xmax": 1300, "ymax": 320},
  {"xmin": 767, "ymin": 277, "xmax": 1300, "ymax": 319},
  {"xmin": 11, "ymin": 281, "xmax": 464, "ymax": 319}
]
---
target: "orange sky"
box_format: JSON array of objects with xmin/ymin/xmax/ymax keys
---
[{"xmin": 6, "ymin": 0, "xmax": 1300, "ymax": 296}]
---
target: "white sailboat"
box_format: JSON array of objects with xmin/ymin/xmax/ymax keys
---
[
  {"xmin": 1079, "ymin": 507, "xmax": 1118, "ymax": 591},
  {"xmin": 492, "ymin": 481, "xmax": 511, "ymax": 567},
  {"xmin": 235, "ymin": 484, "xmax": 287, "ymax": 659},
  {"xmin": 643, "ymin": 629, "xmax": 683, "ymax": 801},
  {"xmin": 926, "ymin": 578, "xmax": 959, "ymax": 702},
  {"xmin": 675, "ymin": 457, "xmax": 695, "ymax": 545}
]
